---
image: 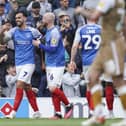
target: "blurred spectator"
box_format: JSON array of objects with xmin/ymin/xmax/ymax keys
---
[
  {"xmin": 27, "ymin": 1, "xmax": 42, "ymax": 28},
  {"xmin": 8, "ymin": 0, "xmax": 19, "ymax": 27},
  {"xmin": 27, "ymin": 0, "xmax": 52, "ymax": 16},
  {"xmin": 0, "ymin": 18, "xmax": 15, "ymax": 97},
  {"xmin": 62, "ymin": 64, "xmax": 82, "ymax": 97},
  {"xmin": 53, "ymin": 0, "xmax": 77, "ymax": 28},
  {"xmin": 3, "ymin": 0, "xmax": 11, "ymax": 15},
  {"xmin": 1, "ymin": 19, "xmax": 15, "ymax": 64},
  {"xmin": 3, "ymin": 64, "xmax": 17, "ymax": 97},
  {"xmin": 49, "ymin": 0, "xmax": 82, "ymax": 10},
  {"xmin": 59, "ymin": 12, "xmax": 75, "ymax": 57},
  {"xmin": 15, "ymin": 0, "xmax": 31, "ymax": 7},
  {"xmin": 0, "ymin": 44, "xmax": 15, "ymax": 97},
  {"xmin": 0, "ymin": 0, "xmax": 8, "ymax": 26},
  {"xmin": 0, "ymin": 46, "xmax": 8, "ymax": 96}
]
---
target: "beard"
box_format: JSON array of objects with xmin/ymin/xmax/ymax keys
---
[{"xmin": 16, "ymin": 21, "xmax": 24, "ymax": 27}]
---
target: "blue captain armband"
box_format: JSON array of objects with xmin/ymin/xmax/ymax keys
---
[{"xmin": 38, "ymin": 43, "xmax": 57, "ymax": 53}]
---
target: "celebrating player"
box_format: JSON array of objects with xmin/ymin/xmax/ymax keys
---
[
  {"xmin": 1, "ymin": 10, "xmax": 41, "ymax": 119},
  {"xmin": 33, "ymin": 12, "xmax": 73, "ymax": 119}
]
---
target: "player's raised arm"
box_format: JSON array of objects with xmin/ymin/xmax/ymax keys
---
[
  {"xmin": 75, "ymin": 6, "xmax": 101, "ymax": 23},
  {"xmin": 75, "ymin": 0, "xmax": 115, "ymax": 22}
]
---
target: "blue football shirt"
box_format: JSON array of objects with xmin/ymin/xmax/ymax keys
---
[
  {"xmin": 7, "ymin": 26, "xmax": 42, "ymax": 66},
  {"xmin": 74, "ymin": 24, "xmax": 102, "ymax": 65}
]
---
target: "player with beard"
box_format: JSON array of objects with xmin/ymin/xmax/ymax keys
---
[
  {"xmin": 33, "ymin": 12, "xmax": 73, "ymax": 119},
  {"xmin": 1, "ymin": 10, "xmax": 41, "ymax": 118}
]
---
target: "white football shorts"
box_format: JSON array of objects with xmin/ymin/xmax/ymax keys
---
[
  {"xmin": 16, "ymin": 64, "xmax": 35, "ymax": 84},
  {"xmin": 46, "ymin": 66, "xmax": 65, "ymax": 87}
]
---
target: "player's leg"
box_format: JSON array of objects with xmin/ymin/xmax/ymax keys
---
[
  {"xmin": 110, "ymin": 37, "xmax": 126, "ymax": 126},
  {"xmin": 86, "ymin": 87, "xmax": 94, "ymax": 117},
  {"xmin": 81, "ymin": 49, "xmax": 106, "ymax": 126},
  {"xmin": 83, "ymin": 66, "xmax": 94, "ymax": 117},
  {"xmin": 111, "ymin": 75, "xmax": 126, "ymax": 126},
  {"xmin": 111, "ymin": 62, "xmax": 126, "ymax": 126},
  {"xmin": 22, "ymin": 64, "xmax": 40, "ymax": 118},
  {"xmin": 5, "ymin": 66, "xmax": 25, "ymax": 118},
  {"xmin": 102, "ymin": 74, "xmax": 114, "ymax": 118},
  {"xmin": 6, "ymin": 64, "xmax": 40, "ymax": 119},
  {"xmin": 25, "ymin": 84, "xmax": 41, "ymax": 118},
  {"xmin": 81, "ymin": 68, "xmax": 105, "ymax": 126},
  {"xmin": 47, "ymin": 67, "xmax": 73, "ymax": 119}
]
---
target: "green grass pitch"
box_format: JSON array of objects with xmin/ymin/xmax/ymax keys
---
[{"xmin": 0, "ymin": 118, "xmax": 122, "ymax": 126}]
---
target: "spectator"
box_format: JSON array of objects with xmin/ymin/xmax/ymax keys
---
[
  {"xmin": 8, "ymin": 0, "xmax": 19, "ymax": 27},
  {"xmin": 53, "ymin": 0, "xmax": 77, "ymax": 28},
  {"xmin": 0, "ymin": 19, "xmax": 15, "ymax": 97},
  {"xmin": 49, "ymin": 0, "xmax": 82, "ymax": 10},
  {"xmin": 27, "ymin": 0, "xmax": 52, "ymax": 16},
  {"xmin": 0, "ymin": 1, "xmax": 8, "ymax": 26},
  {"xmin": 58, "ymin": 12, "xmax": 75, "ymax": 57},
  {"xmin": 1, "ymin": 19, "xmax": 15, "ymax": 64},
  {"xmin": 62, "ymin": 64, "xmax": 82, "ymax": 97},
  {"xmin": 15, "ymin": 0, "xmax": 31, "ymax": 7},
  {"xmin": 3, "ymin": 64, "xmax": 17, "ymax": 97},
  {"xmin": 27, "ymin": 1, "xmax": 42, "ymax": 28},
  {"xmin": 3, "ymin": 0, "xmax": 11, "ymax": 15}
]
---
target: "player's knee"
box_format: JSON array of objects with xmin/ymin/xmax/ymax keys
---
[
  {"xmin": 48, "ymin": 86, "xmax": 57, "ymax": 93},
  {"xmin": 104, "ymin": 60, "xmax": 116, "ymax": 75},
  {"xmin": 24, "ymin": 84, "xmax": 31, "ymax": 90},
  {"xmin": 89, "ymin": 75, "xmax": 99, "ymax": 85},
  {"xmin": 16, "ymin": 80, "xmax": 25, "ymax": 88},
  {"xmin": 117, "ymin": 85, "xmax": 126, "ymax": 96}
]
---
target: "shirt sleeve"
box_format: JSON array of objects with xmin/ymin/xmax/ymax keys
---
[
  {"xmin": 4, "ymin": 27, "xmax": 16, "ymax": 41},
  {"xmin": 96, "ymin": 0, "xmax": 115, "ymax": 13},
  {"xmin": 31, "ymin": 28, "xmax": 42, "ymax": 40},
  {"xmin": 50, "ymin": 28, "xmax": 60, "ymax": 47}
]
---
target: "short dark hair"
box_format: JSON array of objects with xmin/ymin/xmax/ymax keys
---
[
  {"xmin": 15, "ymin": 8, "xmax": 28, "ymax": 17},
  {"xmin": 32, "ymin": 1, "xmax": 40, "ymax": 9},
  {"xmin": 2, "ymin": 19, "xmax": 11, "ymax": 25}
]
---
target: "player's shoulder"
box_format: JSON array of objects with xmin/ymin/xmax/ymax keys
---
[
  {"xmin": 8, "ymin": 27, "xmax": 19, "ymax": 35},
  {"xmin": 91, "ymin": 24, "xmax": 102, "ymax": 29},
  {"xmin": 76, "ymin": 25, "xmax": 87, "ymax": 32},
  {"xmin": 79, "ymin": 24, "xmax": 101, "ymax": 31},
  {"xmin": 51, "ymin": 27, "xmax": 60, "ymax": 34},
  {"xmin": 10, "ymin": 26, "xmax": 18, "ymax": 31},
  {"xmin": 26, "ymin": 26, "xmax": 38, "ymax": 32}
]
